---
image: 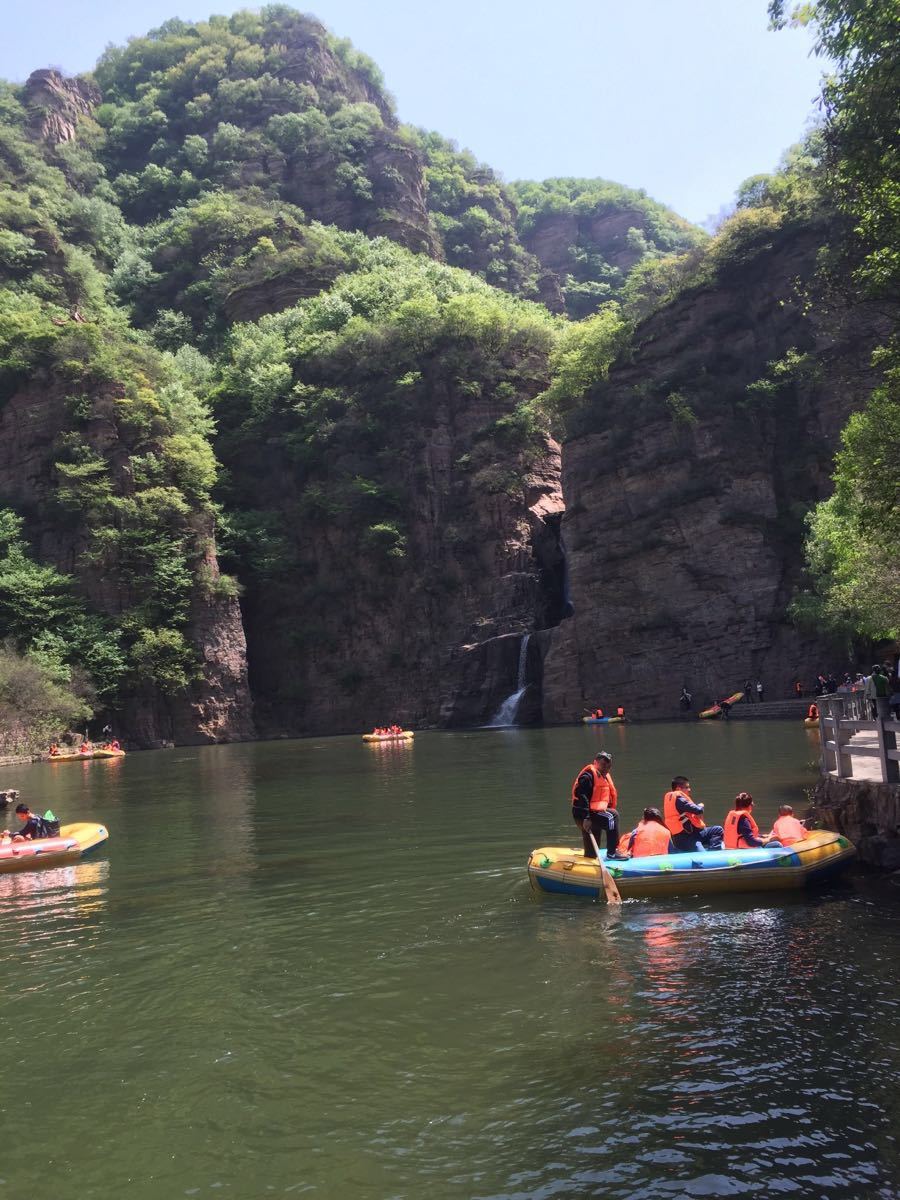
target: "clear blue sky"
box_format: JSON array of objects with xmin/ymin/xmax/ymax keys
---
[{"xmin": 3, "ymin": 0, "xmax": 827, "ymax": 224}]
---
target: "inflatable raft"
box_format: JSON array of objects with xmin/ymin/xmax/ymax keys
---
[
  {"xmin": 49, "ymin": 748, "xmax": 124, "ymax": 761},
  {"xmin": 582, "ymin": 716, "xmax": 624, "ymax": 724},
  {"xmin": 362, "ymin": 731, "xmax": 415, "ymax": 743},
  {"xmin": 527, "ymin": 829, "xmax": 854, "ymax": 901},
  {"xmin": 0, "ymin": 822, "xmax": 109, "ymax": 875},
  {"xmin": 699, "ymin": 691, "xmax": 744, "ymax": 719}
]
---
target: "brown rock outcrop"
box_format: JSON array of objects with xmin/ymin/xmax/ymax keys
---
[
  {"xmin": 22, "ymin": 69, "xmax": 99, "ymax": 144},
  {"xmin": 542, "ymin": 224, "xmax": 890, "ymax": 722}
]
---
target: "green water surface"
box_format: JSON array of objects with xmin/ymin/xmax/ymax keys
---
[{"xmin": 1, "ymin": 721, "xmax": 898, "ymax": 1200}]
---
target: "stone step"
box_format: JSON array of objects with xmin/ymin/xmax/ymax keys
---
[{"xmin": 727, "ymin": 698, "xmax": 811, "ymax": 720}]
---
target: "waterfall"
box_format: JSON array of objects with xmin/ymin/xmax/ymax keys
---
[{"xmin": 488, "ymin": 634, "xmax": 530, "ymax": 727}]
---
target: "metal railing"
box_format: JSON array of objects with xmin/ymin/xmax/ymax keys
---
[{"xmin": 817, "ymin": 692, "xmax": 900, "ymax": 784}]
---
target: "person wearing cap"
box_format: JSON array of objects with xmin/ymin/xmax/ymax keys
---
[{"xmin": 571, "ymin": 751, "xmax": 629, "ymax": 861}]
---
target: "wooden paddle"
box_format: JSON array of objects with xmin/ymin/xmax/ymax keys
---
[{"xmin": 588, "ymin": 831, "xmax": 622, "ymax": 905}]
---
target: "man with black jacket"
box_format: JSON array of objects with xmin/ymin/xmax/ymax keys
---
[
  {"xmin": 7, "ymin": 804, "xmax": 55, "ymax": 840},
  {"xmin": 571, "ymin": 750, "xmax": 629, "ymax": 861}
]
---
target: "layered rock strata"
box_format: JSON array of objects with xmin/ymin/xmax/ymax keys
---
[{"xmin": 543, "ymin": 227, "xmax": 889, "ymax": 721}]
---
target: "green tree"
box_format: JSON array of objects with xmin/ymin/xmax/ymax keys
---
[{"xmin": 772, "ymin": 2, "xmax": 900, "ymax": 638}]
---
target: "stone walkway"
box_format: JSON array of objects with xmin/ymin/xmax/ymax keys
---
[{"xmin": 833, "ymin": 729, "xmax": 885, "ymax": 783}]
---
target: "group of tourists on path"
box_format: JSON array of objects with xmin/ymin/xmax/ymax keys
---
[{"xmin": 571, "ymin": 751, "xmax": 807, "ymax": 862}]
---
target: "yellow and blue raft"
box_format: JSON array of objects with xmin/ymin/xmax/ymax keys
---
[{"xmin": 527, "ymin": 829, "xmax": 855, "ymax": 901}]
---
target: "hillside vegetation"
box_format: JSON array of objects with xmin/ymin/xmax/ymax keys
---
[{"xmin": 0, "ymin": 2, "xmax": 892, "ymax": 745}]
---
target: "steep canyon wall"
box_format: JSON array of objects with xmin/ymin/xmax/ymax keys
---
[{"xmin": 542, "ymin": 227, "xmax": 887, "ymax": 721}]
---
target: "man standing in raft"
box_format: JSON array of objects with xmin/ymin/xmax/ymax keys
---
[
  {"xmin": 571, "ymin": 750, "xmax": 629, "ymax": 861},
  {"xmin": 663, "ymin": 776, "xmax": 724, "ymax": 852}
]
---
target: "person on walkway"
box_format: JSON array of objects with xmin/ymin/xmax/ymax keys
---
[
  {"xmin": 663, "ymin": 776, "xmax": 724, "ymax": 852},
  {"xmin": 679, "ymin": 687, "xmax": 692, "ymax": 711},
  {"xmin": 723, "ymin": 793, "xmax": 781, "ymax": 849},
  {"xmin": 769, "ymin": 805, "xmax": 808, "ymax": 846},
  {"xmin": 571, "ymin": 751, "xmax": 629, "ymax": 860},
  {"xmin": 744, "ymin": 681, "xmax": 753, "ymax": 703},
  {"xmin": 794, "ymin": 680, "xmax": 803, "ymax": 699},
  {"xmin": 865, "ymin": 665, "xmax": 890, "ymax": 718},
  {"xmin": 627, "ymin": 807, "xmax": 676, "ymax": 858},
  {"xmin": 755, "ymin": 680, "xmax": 764, "ymax": 702}
]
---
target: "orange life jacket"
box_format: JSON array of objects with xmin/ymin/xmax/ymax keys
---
[
  {"xmin": 771, "ymin": 815, "xmax": 807, "ymax": 845},
  {"xmin": 630, "ymin": 820, "xmax": 672, "ymax": 858},
  {"xmin": 807, "ymin": 704, "xmax": 819, "ymax": 720},
  {"xmin": 572, "ymin": 764, "xmax": 617, "ymax": 812},
  {"xmin": 724, "ymin": 808, "xmax": 759, "ymax": 849},
  {"xmin": 663, "ymin": 789, "xmax": 705, "ymax": 836}
]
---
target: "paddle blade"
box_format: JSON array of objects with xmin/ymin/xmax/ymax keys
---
[{"xmin": 588, "ymin": 832, "xmax": 623, "ymax": 905}]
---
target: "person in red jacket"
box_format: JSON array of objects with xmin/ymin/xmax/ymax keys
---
[
  {"xmin": 627, "ymin": 808, "xmax": 676, "ymax": 858},
  {"xmin": 571, "ymin": 751, "xmax": 629, "ymax": 860}
]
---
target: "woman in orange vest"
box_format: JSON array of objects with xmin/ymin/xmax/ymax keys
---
[
  {"xmin": 768, "ymin": 805, "xmax": 808, "ymax": 846},
  {"xmin": 723, "ymin": 793, "xmax": 781, "ymax": 849},
  {"xmin": 571, "ymin": 751, "xmax": 629, "ymax": 860},
  {"xmin": 663, "ymin": 776, "xmax": 724, "ymax": 852},
  {"xmin": 807, "ymin": 703, "xmax": 819, "ymax": 721},
  {"xmin": 626, "ymin": 807, "xmax": 676, "ymax": 858}
]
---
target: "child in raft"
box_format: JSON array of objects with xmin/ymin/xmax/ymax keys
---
[
  {"xmin": 768, "ymin": 805, "xmax": 808, "ymax": 846},
  {"xmin": 625, "ymin": 807, "xmax": 676, "ymax": 858}
]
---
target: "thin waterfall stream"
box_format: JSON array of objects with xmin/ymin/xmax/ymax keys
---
[{"xmin": 487, "ymin": 633, "xmax": 530, "ymax": 727}]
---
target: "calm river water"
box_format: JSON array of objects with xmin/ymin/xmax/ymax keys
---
[{"xmin": 1, "ymin": 721, "xmax": 898, "ymax": 1200}]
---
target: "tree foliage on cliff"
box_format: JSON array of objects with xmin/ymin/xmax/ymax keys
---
[
  {"xmin": 410, "ymin": 129, "xmax": 540, "ymax": 294},
  {"xmin": 772, "ymin": 1, "xmax": 900, "ymax": 640},
  {"xmin": 0, "ymin": 86, "xmax": 221, "ymax": 711},
  {"xmin": 511, "ymin": 177, "xmax": 707, "ymax": 318}
]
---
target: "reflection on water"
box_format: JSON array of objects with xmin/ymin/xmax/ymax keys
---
[
  {"xmin": 0, "ymin": 725, "xmax": 898, "ymax": 1200},
  {"xmin": 0, "ymin": 858, "xmax": 108, "ymax": 919}
]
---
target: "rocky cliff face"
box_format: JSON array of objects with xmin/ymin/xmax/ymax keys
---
[
  {"xmin": 0, "ymin": 380, "xmax": 254, "ymax": 747},
  {"xmin": 811, "ymin": 776, "xmax": 900, "ymax": 870},
  {"xmin": 541, "ymin": 226, "xmax": 889, "ymax": 721},
  {"xmin": 22, "ymin": 70, "xmax": 100, "ymax": 144},
  {"xmin": 227, "ymin": 381, "xmax": 564, "ymax": 736}
]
